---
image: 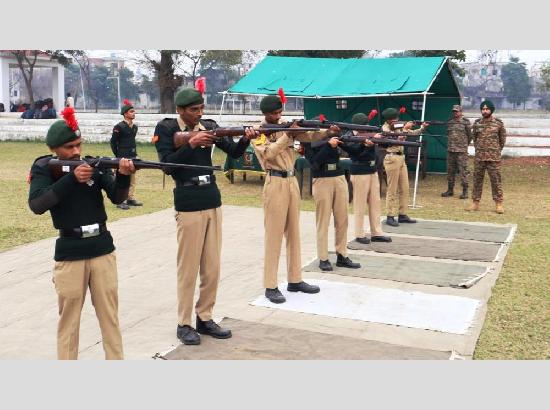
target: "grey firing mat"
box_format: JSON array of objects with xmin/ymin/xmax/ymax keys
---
[
  {"xmin": 347, "ymin": 236, "xmax": 502, "ymax": 262},
  {"xmin": 380, "ymin": 219, "xmax": 514, "ymax": 243},
  {"xmin": 158, "ymin": 318, "xmax": 451, "ymax": 360},
  {"xmin": 303, "ymin": 253, "xmax": 489, "ymax": 288}
]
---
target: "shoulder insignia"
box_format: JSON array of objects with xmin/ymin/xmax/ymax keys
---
[
  {"xmin": 33, "ymin": 154, "xmax": 53, "ymax": 167},
  {"xmin": 253, "ymin": 134, "xmax": 267, "ymax": 146},
  {"xmin": 151, "ymin": 135, "xmax": 159, "ymax": 144}
]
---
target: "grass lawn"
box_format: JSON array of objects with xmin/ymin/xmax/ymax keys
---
[{"xmin": 1, "ymin": 141, "xmax": 549, "ymax": 359}]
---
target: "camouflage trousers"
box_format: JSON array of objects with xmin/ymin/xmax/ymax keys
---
[
  {"xmin": 446, "ymin": 151, "xmax": 469, "ymax": 187},
  {"xmin": 472, "ymin": 159, "xmax": 503, "ymax": 202}
]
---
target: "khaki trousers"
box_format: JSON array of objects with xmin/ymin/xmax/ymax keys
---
[
  {"xmin": 175, "ymin": 207, "xmax": 222, "ymax": 327},
  {"xmin": 128, "ymin": 173, "xmax": 137, "ymax": 200},
  {"xmin": 351, "ymin": 174, "xmax": 384, "ymax": 238},
  {"xmin": 262, "ymin": 175, "xmax": 303, "ymax": 289},
  {"xmin": 53, "ymin": 251, "xmax": 123, "ymax": 360},
  {"xmin": 383, "ymin": 154, "xmax": 409, "ymax": 216},
  {"xmin": 312, "ymin": 175, "xmax": 349, "ymax": 261}
]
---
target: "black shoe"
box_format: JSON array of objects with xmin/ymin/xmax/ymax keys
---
[
  {"xmin": 177, "ymin": 325, "xmax": 201, "ymax": 345},
  {"xmin": 386, "ymin": 216, "xmax": 399, "ymax": 227},
  {"xmin": 265, "ymin": 287, "xmax": 286, "ymax": 304},
  {"xmin": 319, "ymin": 260, "xmax": 333, "ymax": 271},
  {"xmin": 459, "ymin": 185, "xmax": 468, "ymax": 200},
  {"xmin": 398, "ymin": 214, "xmax": 417, "ymax": 223},
  {"xmin": 126, "ymin": 199, "xmax": 143, "ymax": 206},
  {"xmin": 196, "ymin": 317, "xmax": 232, "ymax": 339},
  {"xmin": 355, "ymin": 237, "xmax": 371, "ymax": 244},
  {"xmin": 287, "ymin": 281, "xmax": 320, "ymax": 294},
  {"xmin": 336, "ymin": 253, "xmax": 361, "ymax": 269},
  {"xmin": 117, "ymin": 202, "xmax": 130, "ymax": 210},
  {"xmin": 371, "ymin": 235, "xmax": 392, "ymax": 242}
]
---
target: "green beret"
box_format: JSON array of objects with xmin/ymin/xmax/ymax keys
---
[
  {"xmin": 46, "ymin": 120, "xmax": 81, "ymax": 148},
  {"xmin": 351, "ymin": 113, "xmax": 369, "ymax": 125},
  {"xmin": 480, "ymin": 100, "xmax": 495, "ymax": 113},
  {"xmin": 382, "ymin": 108, "xmax": 399, "ymax": 120},
  {"xmin": 121, "ymin": 103, "xmax": 133, "ymax": 115},
  {"xmin": 175, "ymin": 88, "xmax": 204, "ymax": 108},
  {"xmin": 260, "ymin": 95, "xmax": 283, "ymax": 114}
]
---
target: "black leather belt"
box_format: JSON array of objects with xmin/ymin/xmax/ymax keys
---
[
  {"xmin": 59, "ymin": 223, "xmax": 107, "ymax": 238},
  {"xmin": 178, "ymin": 175, "xmax": 215, "ymax": 187},
  {"xmin": 269, "ymin": 169, "xmax": 295, "ymax": 178}
]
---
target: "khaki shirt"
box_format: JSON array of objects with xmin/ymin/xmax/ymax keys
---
[
  {"xmin": 382, "ymin": 122, "xmax": 425, "ymax": 154},
  {"xmin": 253, "ymin": 121, "xmax": 329, "ymax": 171}
]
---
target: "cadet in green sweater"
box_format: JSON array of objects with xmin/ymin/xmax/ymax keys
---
[
  {"xmin": 28, "ymin": 108, "xmax": 136, "ymax": 360},
  {"xmin": 154, "ymin": 88, "xmax": 256, "ymax": 346}
]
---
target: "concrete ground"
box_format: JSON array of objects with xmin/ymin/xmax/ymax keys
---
[{"xmin": 0, "ymin": 205, "xmax": 512, "ymax": 360}]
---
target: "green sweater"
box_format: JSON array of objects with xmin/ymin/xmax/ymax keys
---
[{"xmin": 28, "ymin": 155, "xmax": 130, "ymax": 261}]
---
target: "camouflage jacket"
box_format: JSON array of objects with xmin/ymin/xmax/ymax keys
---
[
  {"xmin": 447, "ymin": 117, "xmax": 472, "ymax": 152},
  {"xmin": 472, "ymin": 116, "xmax": 506, "ymax": 161}
]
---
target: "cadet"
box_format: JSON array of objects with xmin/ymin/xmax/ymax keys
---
[
  {"xmin": 304, "ymin": 130, "xmax": 361, "ymax": 272},
  {"xmin": 253, "ymin": 94, "xmax": 337, "ymax": 303},
  {"xmin": 111, "ymin": 99, "xmax": 142, "ymax": 209},
  {"xmin": 28, "ymin": 108, "xmax": 135, "ymax": 360},
  {"xmin": 441, "ymin": 105, "xmax": 472, "ymax": 199},
  {"xmin": 340, "ymin": 113, "xmax": 392, "ymax": 244},
  {"xmin": 467, "ymin": 100, "xmax": 506, "ymax": 214},
  {"xmin": 154, "ymin": 88, "xmax": 255, "ymax": 345},
  {"xmin": 381, "ymin": 108, "xmax": 428, "ymax": 227}
]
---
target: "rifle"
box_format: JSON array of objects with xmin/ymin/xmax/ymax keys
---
[
  {"xmin": 311, "ymin": 134, "xmax": 423, "ymax": 149},
  {"xmin": 48, "ymin": 156, "xmax": 222, "ymax": 180},
  {"xmin": 393, "ymin": 120, "xmax": 447, "ymax": 127},
  {"xmin": 275, "ymin": 119, "xmax": 382, "ymax": 133},
  {"xmin": 173, "ymin": 126, "xmax": 321, "ymax": 149}
]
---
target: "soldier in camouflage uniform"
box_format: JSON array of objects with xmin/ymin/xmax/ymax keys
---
[
  {"xmin": 441, "ymin": 105, "xmax": 472, "ymax": 199},
  {"xmin": 467, "ymin": 100, "xmax": 506, "ymax": 214}
]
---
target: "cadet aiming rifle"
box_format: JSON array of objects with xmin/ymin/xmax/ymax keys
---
[
  {"xmin": 173, "ymin": 126, "xmax": 321, "ymax": 149},
  {"xmin": 311, "ymin": 134, "xmax": 423, "ymax": 149},
  {"xmin": 270, "ymin": 119, "xmax": 382, "ymax": 133},
  {"xmin": 48, "ymin": 156, "xmax": 222, "ymax": 180}
]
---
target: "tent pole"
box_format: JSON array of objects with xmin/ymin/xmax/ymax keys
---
[
  {"xmin": 411, "ymin": 92, "xmax": 427, "ymax": 208},
  {"xmin": 212, "ymin": 92, "xmax": 227, "ymax": 160}
]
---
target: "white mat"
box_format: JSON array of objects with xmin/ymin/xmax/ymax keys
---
[{"xmin": 250, "ymin": 280, "xmax": 481, "ymax": 334}]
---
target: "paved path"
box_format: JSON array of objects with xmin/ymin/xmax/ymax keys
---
[{"xmin": 0, "ymin": 206, "xmax": 512, "ymax": 359}]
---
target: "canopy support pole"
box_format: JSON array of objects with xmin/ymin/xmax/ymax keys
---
[{"xmin": 411, "ymin": 92, "xmax": 427, "ymax": 209}]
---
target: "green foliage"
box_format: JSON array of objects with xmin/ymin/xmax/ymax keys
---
[
  {"xmin": 267, "ymin": 50, "xmax": 365, "ymax": 58},
  {"xmin": 501, "ymin": 57, "xmax": 531, "ymax": 108},
  {"xmin": 391, "ymin": 50, "xmax": 466, "ymax": 77}
]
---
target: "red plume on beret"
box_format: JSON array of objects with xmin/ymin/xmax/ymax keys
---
[
  {"xmin": 195, "ymin": 77, "xmax": 206, "ymax": 95},
  {"xmin": 61, "ymin": 107, "xmax": 78, "ymax": 131},
  {"xmin": 367, "ymin": 109, "xmax": 378, "ymax": 121},
  {"xmin": 277, "ymin": 87, "xmax": 287, "ymax": 104},
  {"xmin": 123, "ymin": 98, "xmax": 132, "ymax": 106},
  {"xmin": 399, "ymin": 106, "xmax": 407, "ymax": 114},
  {"xmin": 319, "ymin": 114, "xmax": 327, "ymax": 122}
]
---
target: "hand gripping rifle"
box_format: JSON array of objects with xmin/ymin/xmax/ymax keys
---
[
  {"xmin": 172, "ymin": 126, "xmax": 321, "ymax": 149},
  {"xmin": 48, "ymin": 156, "xmax": 222, "ymax": 180}
]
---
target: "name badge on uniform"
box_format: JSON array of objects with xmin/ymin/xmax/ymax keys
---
[
  {"xmin": 369, "ymin": 160, "xmax": 376, "ymax": 167},
  {"xmin": 197, "ymin": 175, "xmax": 211, "ymax": 185},
  {"xmin": 62, "ymin": 165, "xmax": 71, "ymax": 173},
  {"xmin": 81, "ymin": 223, "xmax": 100, "ymax": 238},
  {"xmin": 327, "ymin": 164, "xmax": 337, "ymax": 171}
]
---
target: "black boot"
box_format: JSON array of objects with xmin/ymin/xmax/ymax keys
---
[
  {"xmin": 336, "ymin": 253, "xmax": 361, "ymax": 269},
  {"xmin": 265, "ymin": 287, "xmax": 286, "ymax": 303},
  {"xmin": 196, "ymin": 316, "xmax": 232, "ymax": 339},
  {"xmin": 287, "ymin": 281, "xmax": 320, "ymax": 294},
  {"xmin": 126, "ymin": 199, "xmax": 143, "ymax": 206},
  {"xmin": 371, "ymin": 235, "xmax": 392, "ymax": 242},
  {"xmin": 441, "ymin": 182, "xmax": 454, "ymax": 197},
  {"xmin": 459, "ymin": 184, "xmax": 468, "ymax": 199},
  {"xmin": 319, "ymin": 260, "xmax": 333, "ymax": 271},
  {"xmin": 355, "ymin": 237, "xmax": 371, "ymax": 244},
  {"xmin": 177, "ymin": 325, "xmax": 201, "ymax": 345},
  {"xmin": 398, "ymin": 214, "xmax": 417, "ymax": 223},
  {"xmin": 385, "ymin": 216, "xmax": 399, "ymax": 227}
]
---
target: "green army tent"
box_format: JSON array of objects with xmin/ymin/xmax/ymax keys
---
[{"xmin": 222, "ymin": 55, "xmax": 462, "ymax": 206}]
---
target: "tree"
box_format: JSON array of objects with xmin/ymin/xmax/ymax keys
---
[
  {"xmin": 390, "ymin": 50, "xmax": 466, "ymax": 76},
  {"xmin": 501, "ymin": 57, "xmax": 531, "ymax": 109},
  {"xmin": 119, "ymin": 67, "xmax": 140, "ymax": 102},
  {"xmin": 267, "ymin": 50, "xmax": 365, "ymax": 58},
  {"xmin": 9, "ymin": 50, "xmax": 42, "ymax": 104}
]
